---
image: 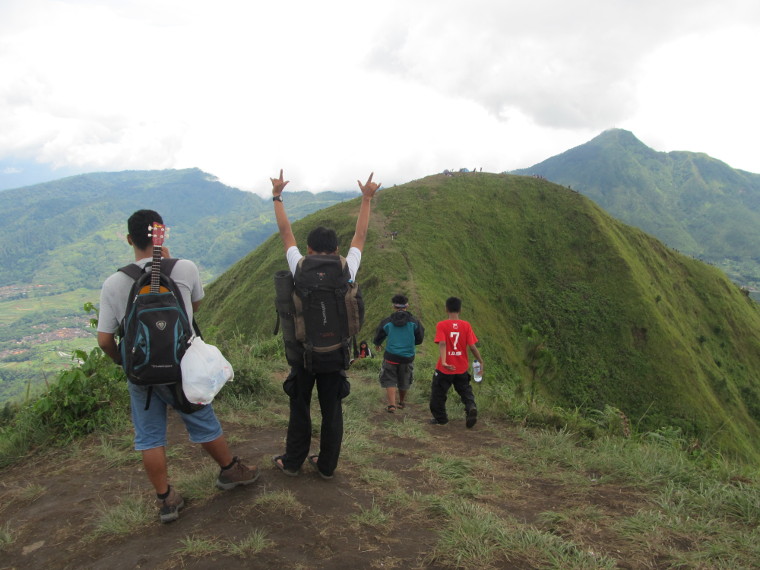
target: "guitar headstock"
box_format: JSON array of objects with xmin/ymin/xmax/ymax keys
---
[{"xmin": 148, "ymin": 223, "xmax": 167, "ymax": 247}]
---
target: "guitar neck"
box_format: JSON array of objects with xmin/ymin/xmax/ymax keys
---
[{"xmin": 150, "ymin": 245, "xmax": 162, "ymax": 293}]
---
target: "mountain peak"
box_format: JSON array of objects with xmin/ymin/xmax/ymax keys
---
[{"xmin": 590, "ymin": 128, "xmax": 644, "ymax": 148}]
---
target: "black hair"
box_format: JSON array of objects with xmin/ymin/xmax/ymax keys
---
[
  {"xmin": 445, "ymin": 296, "xmax": 462, "ymax": 313},
  {"xmin": 307, "ymin": 226, "xmax": 339, "ymax": 254},
  {"xmin": 392, "ymin": 294, "xmax": 408, "ymax": 305},
  {"xmin": 128, "ymin": 209, "xmax": 163, "ymax": 250}
]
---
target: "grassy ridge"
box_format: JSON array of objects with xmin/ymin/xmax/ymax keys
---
[{"xmin": 201, "ymin": 173, "xmax": 760, "ymax": 463}]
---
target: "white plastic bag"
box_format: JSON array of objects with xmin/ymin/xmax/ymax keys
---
[{"xmin": 181, "ymin": 337, "xmax": 234, "ymax": 404}]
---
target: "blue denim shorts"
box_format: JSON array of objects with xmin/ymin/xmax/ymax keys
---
[{"xmin": 128, "ymin": 382, "xmax": 223, "ymax": 451}]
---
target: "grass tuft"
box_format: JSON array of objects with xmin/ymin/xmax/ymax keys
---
[
  {"xmin": 349, "ymin": 502, "xmax": 391, "ymax": 532},
  {"xmin": 247, "ymin": 490, "xmax": 306, "ymax": 518},
  {"xmin": 89, "ymin": 495, "xmax": 153, "ymax": 538},
  {"xmin": 175, "ymin": 535, "xmax": 225, "ymax": 557},
  {"xmin": 176, "ymin": 530, "xmax": 273, "ymax": 558},
  {"xmin": 0, "ymin": 522, "xmax": 15, "ymax": 552},
  {"xmin": 226, "ymin": 529, "xmax": 274, "ymax": 556}
]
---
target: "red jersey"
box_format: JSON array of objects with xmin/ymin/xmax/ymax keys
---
[{"xmin": 434, "ymin": 319, "xmax": 478, "ymax": 374}]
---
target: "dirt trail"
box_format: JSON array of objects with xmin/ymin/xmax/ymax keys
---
[{"xmin": 1, "ymin": 372, "xmax": 649, "ymax": 569}]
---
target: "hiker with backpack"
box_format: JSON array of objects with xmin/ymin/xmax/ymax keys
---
[
  {"xmin": 429, "ymin": 296, "xmax": 483, "ymax": 429},
  {"xmin": 372, "ymin": 294, "xmax": 424, "ymax": 413},
  {"xmin": 270, "ymin": 169, "xmax": 380, "ymax": 480},
  {"xmin": 97, "ymin": 209, "xmax": 259, "ymax": 524}
]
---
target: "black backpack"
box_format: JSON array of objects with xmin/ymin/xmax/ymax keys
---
[
  {"xmin": 118, "ymin": 258, "xmax": 202, "ymax": 412},
  {"xmin": 274, "ymin": 254, "xmax": 364, "ymax": 373}
]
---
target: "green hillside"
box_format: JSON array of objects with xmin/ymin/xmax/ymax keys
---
[
  {"xmin": 513, "ymin": 129, "xmax": 760, "ymax": 290},
  {"xmin": 200, "ymin": 173, "xmax": 760, "ymax": 462}
]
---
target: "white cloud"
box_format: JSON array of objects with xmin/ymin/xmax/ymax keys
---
[
  {"xmin": 0, "ymin": 0, "xmax": 759, "ymax": 193},
  {"xmin": 623, "ymin": 24, "xmax": 760, "ymax": 171},
  {"xmin": 367, "ymin": 0, "xmax": 759, "ymax": 129}
]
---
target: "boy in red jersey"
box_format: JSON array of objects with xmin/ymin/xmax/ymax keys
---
[{"xmin": 429, "ymin": 297, "xmax": 484, "ymax": 428}]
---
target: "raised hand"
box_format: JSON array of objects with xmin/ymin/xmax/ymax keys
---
[
  {"xmin": 357, "ymin": 172, "xmax": 381, "ymax": 198},
  {"xmin": 271, "ymin": 169, "xmax": 290, "ymax": 197}
]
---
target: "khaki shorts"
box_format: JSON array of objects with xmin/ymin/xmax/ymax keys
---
[{"xmin": 378, "ymin": 360, "xmax": 414, "ymax": 390}]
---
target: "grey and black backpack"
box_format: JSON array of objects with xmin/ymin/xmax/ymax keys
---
[{"xmin": 274, "ymin": 254, "xmax": 364, "ymax": 373}]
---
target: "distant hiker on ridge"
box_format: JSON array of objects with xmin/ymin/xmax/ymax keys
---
[
  {"xmin": 429, "ymin": 296, "xmax": 483, "ymax": 429},
  {"xmin": 97, "ymin": 209, "xmax": 259, "ymax": 524},
  {"xmin": 373, "ymin": 294, "xmax": 424, "ymax": 413},
  {"xmin": 271, "ymin": 169, "xmax": 380, "ymax": 480},
  {"xmin": 356, "ymin": 340, "xmax": 373, "ymax": 359}
]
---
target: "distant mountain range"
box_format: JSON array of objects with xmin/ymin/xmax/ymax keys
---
[
  {"xmin": 0, "ymin": 168, "xmax": 357, "ymax": 290},
  {"xmin": 3, "ymin": 130, "xmax": 759, "ymax": 293},
  {"xmin": 201, "ymin": 173, "xmax": 760, "ymax": 463},
  {"xmin": 513, "ymin": 129, "xmax": 760, "ymax": 290}
]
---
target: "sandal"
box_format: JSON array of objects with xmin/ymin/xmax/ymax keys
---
[
  {"xmin": 308, "ymin": 455, "xmax": 334, "ymax": 480},
  {"xmin": 397, "ymin": 402, "xmax": 405, "ymax": 409},
  {"xmin": 272, "ymin": 455, "xmax": 299, "ymax": 477},
  {"xmin": 386, "ymin": 405, "xmax": 397, "ymax": 413}
]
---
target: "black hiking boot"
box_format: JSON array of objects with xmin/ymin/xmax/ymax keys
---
[{"xmin": 466, "ymin": 408, "xmax": 478, "ymax": 429}]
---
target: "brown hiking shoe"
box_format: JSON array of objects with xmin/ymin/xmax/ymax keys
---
[
  {"xmin": 216, "ymin": 457, "xmax": 260, "ymax": 490},
  {"xmin": 157, "ymin": 486, "xmax": 184, "ymax": 524}
]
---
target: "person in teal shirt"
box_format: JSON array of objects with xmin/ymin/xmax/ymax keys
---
[{"xmin": 373, "ymin": 294, "xmax": 425, "ymax": 412}]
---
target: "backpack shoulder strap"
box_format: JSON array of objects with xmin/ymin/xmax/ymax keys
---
[
  {"xmin": 118, "ymin": 263, "xmax": 144, "ymax": 281},
  {"xmin": 118, "ymin": 258, "xmax": 181, "ymax": 281},
  {"xmin": 159, "ymin": 257, "xmax": 180, "ymax": 276},
  {"xmin": 337, "ymin": 255, "xmax": 351, "ymax": 283}
]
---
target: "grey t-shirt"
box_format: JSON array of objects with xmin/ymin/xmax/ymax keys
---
[{"xmin": 97, "ymin": 257, "xmax": 204, "ymax": 334}]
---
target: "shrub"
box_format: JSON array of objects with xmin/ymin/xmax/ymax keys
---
[
  {"xmin": 0, "ymin": 348, "xmax": 127, "ymax": 467},
  {"xmin": 31, "ymin": 349, "xmax": 128, "ymax": 439},
  {"xmin": 214, "ymin": 334, "xmax": 278, "ymax": 400}
]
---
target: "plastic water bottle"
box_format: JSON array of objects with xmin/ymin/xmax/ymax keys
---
[{"xmin": 472, "ymin": 360, "xmax": 482, "ymax": 383}]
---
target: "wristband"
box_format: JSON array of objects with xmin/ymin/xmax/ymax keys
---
[{"xmin": 273, "ymin": 196, "xmax": 283, "ymax": 202}]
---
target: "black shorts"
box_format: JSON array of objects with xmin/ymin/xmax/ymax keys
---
[{"xmin": 378, "ymin": 360, "xmax": 414, "ymax": 390}]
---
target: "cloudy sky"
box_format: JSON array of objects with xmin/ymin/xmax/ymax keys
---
[{"xmin": 1, "ymin": 0, "xmax": 758, "ymax": 194}]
